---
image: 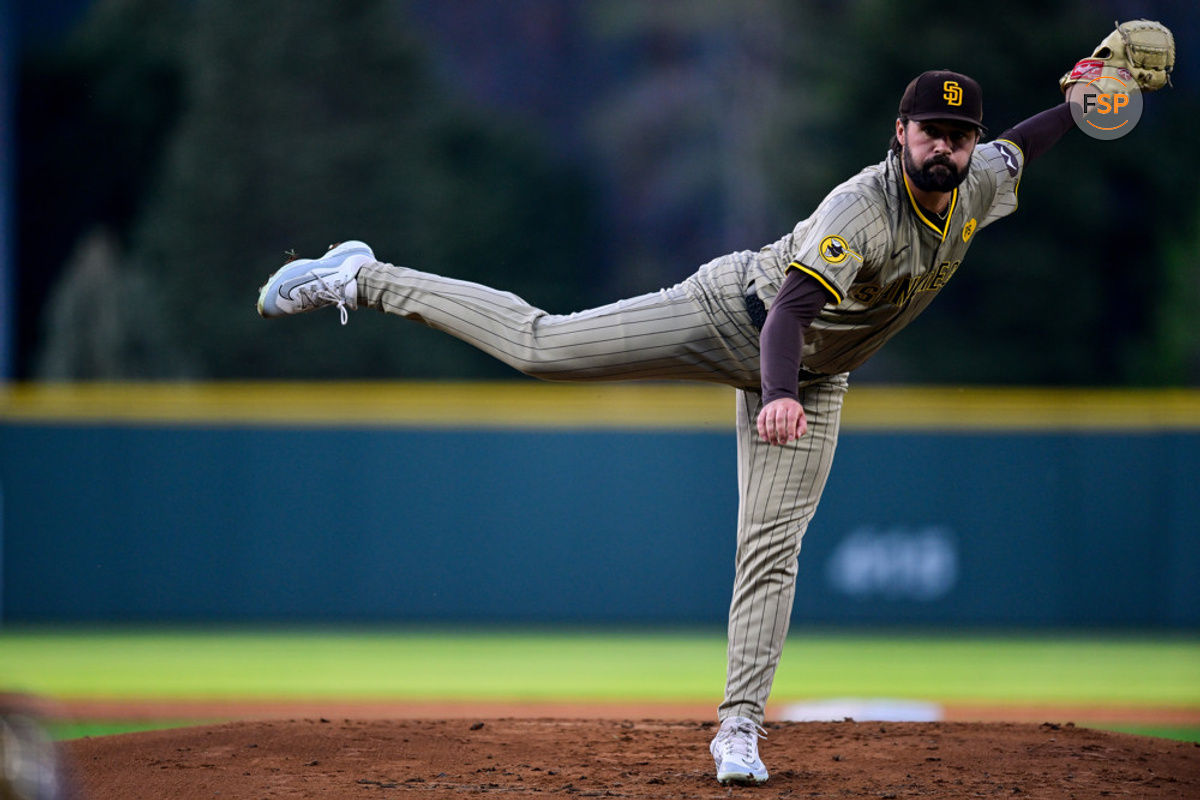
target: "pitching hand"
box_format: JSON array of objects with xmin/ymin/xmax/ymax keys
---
[{"xmin": 756, "ymin": 398, "xmax": 808, "ymax": 445}]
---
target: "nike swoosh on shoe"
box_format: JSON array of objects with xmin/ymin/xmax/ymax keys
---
[{"xmin": 278, "ymin": 269, "xmax": 336, "ymax": 300}]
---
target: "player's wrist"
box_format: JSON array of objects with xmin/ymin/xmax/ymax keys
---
[{"xmin": 761, "ymin": 391, "xmax": 799, "ymax": 406}]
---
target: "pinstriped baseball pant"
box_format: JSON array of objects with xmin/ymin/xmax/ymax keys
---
[{"xmin": 359, "ymin": 255, "xmax": 847, "ymax": 724}]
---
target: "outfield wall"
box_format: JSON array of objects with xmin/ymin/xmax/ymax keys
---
[{"xmin": 2, "ymin": 383, "xmax": 1198, "ymax": 627}]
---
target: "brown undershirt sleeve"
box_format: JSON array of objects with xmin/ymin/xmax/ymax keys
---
[
  {"xmin": 995, "ymin": 103, "xmax": 1074, "ymax": 166},
  {"xmin": 760, "ymin": 269, "xmax": 832, "ymax": 404}
]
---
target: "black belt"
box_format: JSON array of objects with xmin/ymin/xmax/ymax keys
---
[
  {"xmin": 745, "ymin": 288, "xmax": 829, "ymax": 383},
  {"xmin": 744, "ymin": 288, "xmax": 769, "ymax": 331}
]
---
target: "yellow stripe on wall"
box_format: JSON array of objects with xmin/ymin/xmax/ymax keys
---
[
  {"xmin": 841, "ymin": 386, "xmax": 1200, "ymax": 431},
  {"xmin": 2, "ymin": 382, "xmax": 1200, "ymax": 431},
  {"xmin": 0, "ymin": 382, "xmax": 733, "ymax": 430}
]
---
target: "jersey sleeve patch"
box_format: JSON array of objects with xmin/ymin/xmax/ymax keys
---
[
  {"xmin": 992, "ymin": 140, "xmax": 1021, "ymax": 177},
  {"xmin": 818, "ymin": 235, "xmax": 860, "ymax": 265},
  {"xmin": 975, "ymin": 138, "xmax": 1024, "ymax": 229},
  {"xmin": 788, "ymin": 186, "xmax": 882, "ymax": 303}
]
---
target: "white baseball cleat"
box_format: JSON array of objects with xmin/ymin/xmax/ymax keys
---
[
  {"xmin": 710, "ymin": 716, "xmax": 769, "ymax": 785},
  {"xmin": 256, "ymin": 240, "xmax": 375, "ymax": 325}
]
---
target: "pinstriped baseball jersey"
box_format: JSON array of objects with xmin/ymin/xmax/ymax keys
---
[
  {"xmin": 346, "ymin": 142, "xmax": 1024, "ymax": 729},
  {"xmin": 747, "ymin": 139, "xmax": 1025, "ymax": 375},
  {"xmin": 260, "ymin": 76, "xmax": 1077, "ymax": 766}
]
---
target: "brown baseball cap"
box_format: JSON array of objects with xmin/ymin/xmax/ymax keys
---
[{"xmin": 899, "ymin": 70, "xmax": 986, "ymax": 132}]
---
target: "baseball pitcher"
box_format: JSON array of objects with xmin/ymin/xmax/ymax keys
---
[{"xmin": 256, "ymin": 20, "xmax": 1174, "ymax": 785}]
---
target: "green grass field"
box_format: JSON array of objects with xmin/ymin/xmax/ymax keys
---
[{"xmin": 2, "ymin": 627, "xmax": 1197, "ymax": 742}]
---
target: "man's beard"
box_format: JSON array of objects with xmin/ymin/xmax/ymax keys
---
[{"xmin": 903, "ymin": 146, "xmax": 971, "ymax": 193}]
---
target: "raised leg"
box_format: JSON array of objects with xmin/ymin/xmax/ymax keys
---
[{"xmin": 356, "ymin": 259, "xmax": 762, "ymax": 386}]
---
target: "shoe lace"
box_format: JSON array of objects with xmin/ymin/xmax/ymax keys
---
[
  {"xmin": 717, "ymin": 719, "xmax": 767, "ymax": 764},
  {"xmin": 297, "ymin": 273, "xmax": 351, "ymax": 325}
]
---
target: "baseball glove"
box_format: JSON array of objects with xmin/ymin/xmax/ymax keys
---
[{"xmin": 1059, "ymin": 19, "xmax": 1175, "ymax": 94}]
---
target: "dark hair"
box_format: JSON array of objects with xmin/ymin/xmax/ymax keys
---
[{"xmin": 889, "ymin": 116, "xmax": 908, "ymax": 156}]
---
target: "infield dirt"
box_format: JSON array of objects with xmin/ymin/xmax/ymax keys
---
[{"xmin": 66, "ymin": 717, "xmax": 1199, "ymax": 799}]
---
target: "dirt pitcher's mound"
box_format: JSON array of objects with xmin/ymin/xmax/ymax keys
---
[{"xmin": 67, "ymin": 718, "xmax": 1199, "ymax": 799}]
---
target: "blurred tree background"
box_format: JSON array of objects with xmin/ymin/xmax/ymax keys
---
[{"xmin": 14, "ymin": 0, "xmax": 1200, "ymax": 383}]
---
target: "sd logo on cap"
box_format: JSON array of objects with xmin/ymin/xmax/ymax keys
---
[{"xmin": 899, "ymin": 70, "xmax": 986, "ymax": 133}]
